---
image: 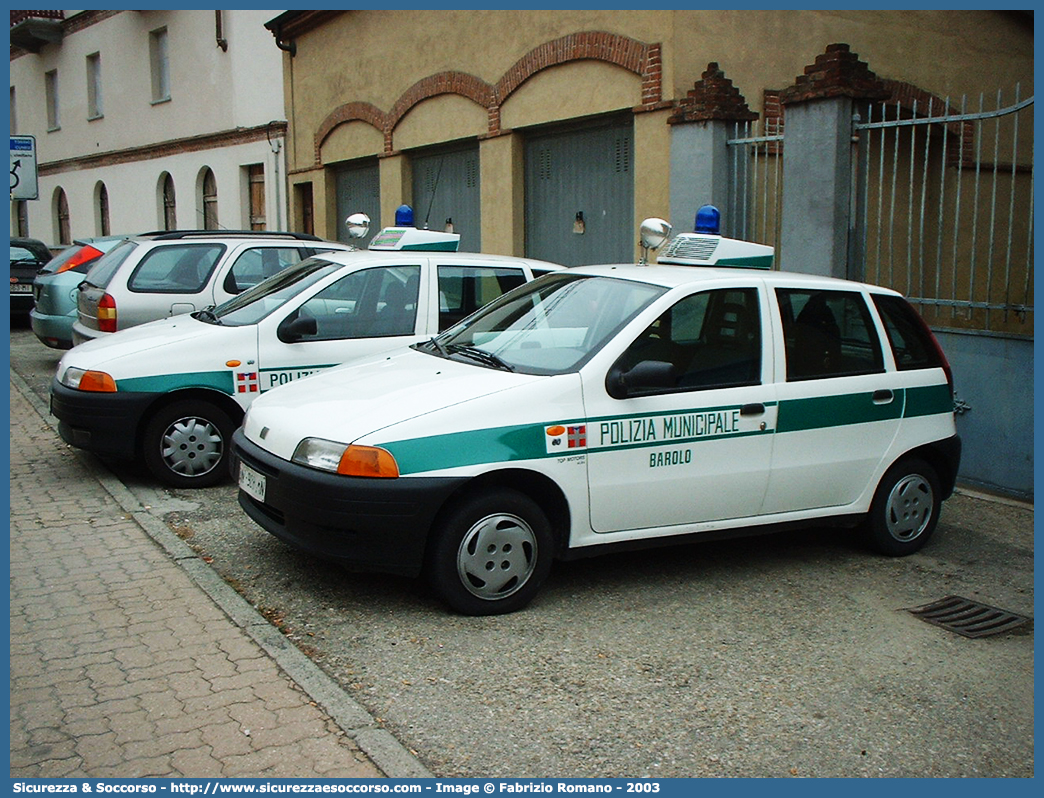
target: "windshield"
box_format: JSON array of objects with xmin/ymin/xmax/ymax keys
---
[
  {"xmin": 205, "ymin": 257, "xmax": 342, "ymax": 326},
  {"xmin": 416, "ymin": 272, "xmax": 665, "ymax": 375}
]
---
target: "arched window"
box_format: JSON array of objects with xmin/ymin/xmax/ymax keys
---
[
  {"xmin": 54, "ymin": 188, "xmax": 70, "ymax": 245},
  {"xmin": 201, "ymin": 167, "xmax": 218, "ymax": 230},
  {"xmin": 161, "ymin": 173, "xmax": 177, "ymax": 231},
  {"xmin": 95, "ymin": 182, "xmax": 110, "ymax": 236}
]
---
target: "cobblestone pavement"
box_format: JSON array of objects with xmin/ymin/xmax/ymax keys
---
[{"xmin": 9, "ymin": 371, "xmax": 431, "ymax": 779}]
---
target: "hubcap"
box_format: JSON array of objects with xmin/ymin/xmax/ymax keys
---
[
  {"xmin": 885, "ymin": 474, "xmax": 934, "ymax": 542},
  {"xmin": 160, "ymin": 416, "xmax": 224, "ymax": 478},
  {"xmin": 457, "ymin": 513, "xmax": 538, "ymax": 601}
]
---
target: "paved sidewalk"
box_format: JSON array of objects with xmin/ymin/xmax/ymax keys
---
[{"xmin": 9, "ymin": 373, "xmax": 432, "ymax": 779}]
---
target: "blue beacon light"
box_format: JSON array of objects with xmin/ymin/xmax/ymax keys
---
[
  {"xmin": 694, "ymin": 204, "xmax": 721, "ymax": 234},
  {"xmin": 395, "ymin": 204, "xmax": 415, "ymax": 227}
]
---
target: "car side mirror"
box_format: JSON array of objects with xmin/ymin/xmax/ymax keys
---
[
  {"xmin": 278, "ymin": 314, "xmax": 318, "ymax": 343},
  {"xmin": 605, "ymin": 360, "xmax": 677, "ymax": 399}
]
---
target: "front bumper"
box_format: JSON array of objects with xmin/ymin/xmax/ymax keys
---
[
  {"xmin": 232, "ymin": 429, "xmax": 468, "ymax": 577},
  {"xmin": 50, "ymin": 378, "xmax": 156, "ymax": 460}
]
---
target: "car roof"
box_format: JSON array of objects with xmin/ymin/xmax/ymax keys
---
[
  {"xmin": 566, "ymin": 262, "xmax": 900, "ymax": 296},
  {"xmin": 73, "ymin": 235, "xmax": 133, "ymax": 245},
  {"xmin": 312, "ymin": 248, "xmax": 563, "ymax": 271},
  {"xmin": 11, "ymin": 237, "xmax": 50, "ymax": 249},
  {"xmin": 126, "ymin": 230, "xmax": 335, "ymax": 244}
]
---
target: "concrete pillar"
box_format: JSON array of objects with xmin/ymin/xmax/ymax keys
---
[
  {"xmin": 378, "ymin": 153, "xmax": 411, "ymax": 229},
  {"xmin": 666, "ymin": 63, "xmax": 757, "ymax": 238},
  {"xmin": 669, "ymin": 121, "xmax": 729, "ymax": 236},
  {"xmin": 777, "ymin": 43, "xmax": 890, "ymax": 278},
  {"xmin": 479, "ymin": 133, "xmax": 523, "ymax": 256},
  {"xmin": 778, "ymin": 97, "xmax": 855, "ymax": 279}
]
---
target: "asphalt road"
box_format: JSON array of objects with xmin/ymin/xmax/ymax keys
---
[{"xmin": 10, "ymin": 321, "xmax": 1035, "ymax": 778}]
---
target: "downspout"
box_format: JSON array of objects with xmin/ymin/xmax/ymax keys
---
[
  {"xmin": 267, "ymin": 122, "xmax": 284, "ymax": 231},
  {"xmin": 273, "ymin": 25, "xmax": 296, "ymax": 57},
  {"xmin": 214, "ymin": 10, "xmax": 228, "ymax": 52}
]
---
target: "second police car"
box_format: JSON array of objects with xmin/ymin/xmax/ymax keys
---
[
  {"xmin": 50, "ymin": 214, "xmax": 561, "ymax": 488},
  {"xmin": 230, "ymin": 212, "xmax": 961, "ymax": 616}
]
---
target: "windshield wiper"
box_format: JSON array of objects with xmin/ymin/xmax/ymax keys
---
[
  {"xmin": 447, "ymin": 344, "xmax": 514, "ymax": 372},
  {"xmin": 193, "ymin": 305, "xmax": 222, "ymax": 324},
  {"xmin": 428, "ymin": 336, "xmax": 449, "ymax": 357}
]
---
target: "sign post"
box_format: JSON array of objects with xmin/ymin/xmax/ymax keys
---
[{"xmin": 10, "ymin": 135, "xmax": 39, "ymax": 201}]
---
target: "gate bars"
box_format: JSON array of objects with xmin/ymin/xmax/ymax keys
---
[
  {"xmin": 854, "ymin": 87, "xmax": 1034, "ymax": 336},
  {"xmin": 725, "ymin": 120, "xmax": 784, "ymax": 254}
]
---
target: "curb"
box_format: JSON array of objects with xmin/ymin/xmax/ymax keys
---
[{"xmin": 11, "ymin": 368, "xmax": 434, "ymax": 780}]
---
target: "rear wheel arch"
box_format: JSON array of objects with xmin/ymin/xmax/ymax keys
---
[{"xmin": 863, "ymin": 455, "xmax": 942, "ymax": 556}]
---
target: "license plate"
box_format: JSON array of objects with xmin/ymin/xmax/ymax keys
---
[
  {"xmin": 238, "ymin": 462, "xmax": 266, "ymax": 503},
  {"xmin": 11, "ymin": 284, "xmax": 32, "ymax": 293}
]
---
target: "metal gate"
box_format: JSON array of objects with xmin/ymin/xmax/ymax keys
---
[
  {"xmin": 411, "ymin": 145, "xmax": 481, "ymax": 252},
  {"xmin": 725, "ymin": 119, "xmax": 784, "ymax": 253},
  {"xmin": 524, "ymin": 118, "xmax": 634, "ymax": 267},
  {"xmin": 854, "ymin": 87, "xmax": 1034, "ymax": 337},
  {"xmin": 335, "ymin": 159, "xmax": 381, "ymax": 246}
]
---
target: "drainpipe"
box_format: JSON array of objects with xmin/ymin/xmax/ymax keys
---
[
  {"xmin": 267, "ymin": 122, "xmax": 284, "ymax": 231},
  {"xmin": 214, "ymin": 11, "xmax": 228, "ymax": 52}
]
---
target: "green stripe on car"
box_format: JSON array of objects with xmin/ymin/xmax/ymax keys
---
[
  {"xmin": 118, "ymin": 370, "xmax": 233, "ymax": 394},
  {"xmin": 383, "ymin": 384, "xmax": 952, "ymax": 476}
]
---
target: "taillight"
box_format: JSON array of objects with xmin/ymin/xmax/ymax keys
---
[
  {"xmin": 56, "ymin": 245, "xmax": 103, "ymax": 274},
  {"xmin": 98, "ymin": 293, "xmax": 117, "ymax": 333}
]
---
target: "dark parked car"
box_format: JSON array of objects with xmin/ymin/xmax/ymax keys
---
[{"xmin": 11, "ymin": 237, "xmax": 52, "ymax": 318}]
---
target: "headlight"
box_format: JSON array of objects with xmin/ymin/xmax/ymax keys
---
[
  {"xmin": 292, "ymin": 437, "xmax": 399, "ymax": 478},
  {"xmin": 61, "ymin": 366, "xmax": 116, "ymax": 392}
]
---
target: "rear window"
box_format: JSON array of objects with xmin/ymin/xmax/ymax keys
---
[
  {"xmin": 10, "ymin": 243, "xmax": 49, "ymax": 264},
  {"xmin": 872, "ymin": 294, "xmax": 945, "ymax": 371},
  {"xmin": 128, "ymin": 243, "xmax": 225, "ymax": 294},
  {"xmin": 38, "ymin": 245, "xmax": 86, "ymax": 274},
  {"xmin": 83, "ymin": 239, "xmax": 139, "ymax": 288},
  {"xmin": 437, "ymin": 265, "xmax": 527, "ymax": 331}
]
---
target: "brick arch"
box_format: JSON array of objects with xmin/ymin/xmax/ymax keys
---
[
  {"xmin": 313, "ymin": 31, "xmax": 664, "ymax": 163},
  {"xmin": 496, "ymin": 31, "xmax": 661, "ymax": 106},
  {"xmin": 878, "ymin": 79, "xmax": 975, "ymax": 166},
  {"xmin": 315, "ymin": 101, "xmax": 389, "ymax": 156},
  {"xmin": 388, "ymin": 71, "xmax": 496, "ymax": 130}
]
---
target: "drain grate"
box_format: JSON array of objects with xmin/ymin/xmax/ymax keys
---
[{"xmin": 907, "ymin": 595, "xmax": 1032, "ymax": 638}]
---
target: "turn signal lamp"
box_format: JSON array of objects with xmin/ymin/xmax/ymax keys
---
[
  {"xmin": 61, "ymin": 367, "xmax": 117, "ymax": 392},
  {"xmin": 338, "ymin": 445, "xmax": 399, "ymax": 478},
  {"xmin": 292, "ymin": 438, "xmax": 400, "ymax": 478},
  {"xmin": 97, "ymin": 293, "xmax": 117, "ymax": 333}
]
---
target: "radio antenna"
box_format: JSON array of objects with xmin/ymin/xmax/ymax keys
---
[{"xmin": 422, "ymin": 156, "xmax": 445, "ymax": 230}]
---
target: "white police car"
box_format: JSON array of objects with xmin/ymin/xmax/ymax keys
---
[
  {"xmin": 230, "ymin": 217, "xmax": 961, "ymax": 616},
  {"xmin": 50, "ymin": 219, "xmax": 560, "ymax": 488}
]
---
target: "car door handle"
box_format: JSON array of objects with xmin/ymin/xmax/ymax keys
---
[
  {"xmin": 872, "ymin": 389, "xmax": 894, "ymax": 404},
  {"xmin": 740, "ymin": 403, "xmax": 766, "ymax": 416}
]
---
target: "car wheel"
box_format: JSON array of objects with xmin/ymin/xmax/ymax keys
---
[
  {"xmin": 142, "ymin": 400, "xmax": 234, "ymax": 489},
  {"xmin": 427, "ymin": 489, "xmax": 554, "ymax": 616},
  {"xmin": 863, "ymin": 457, "xmax": 941, "ymax": 556}
]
